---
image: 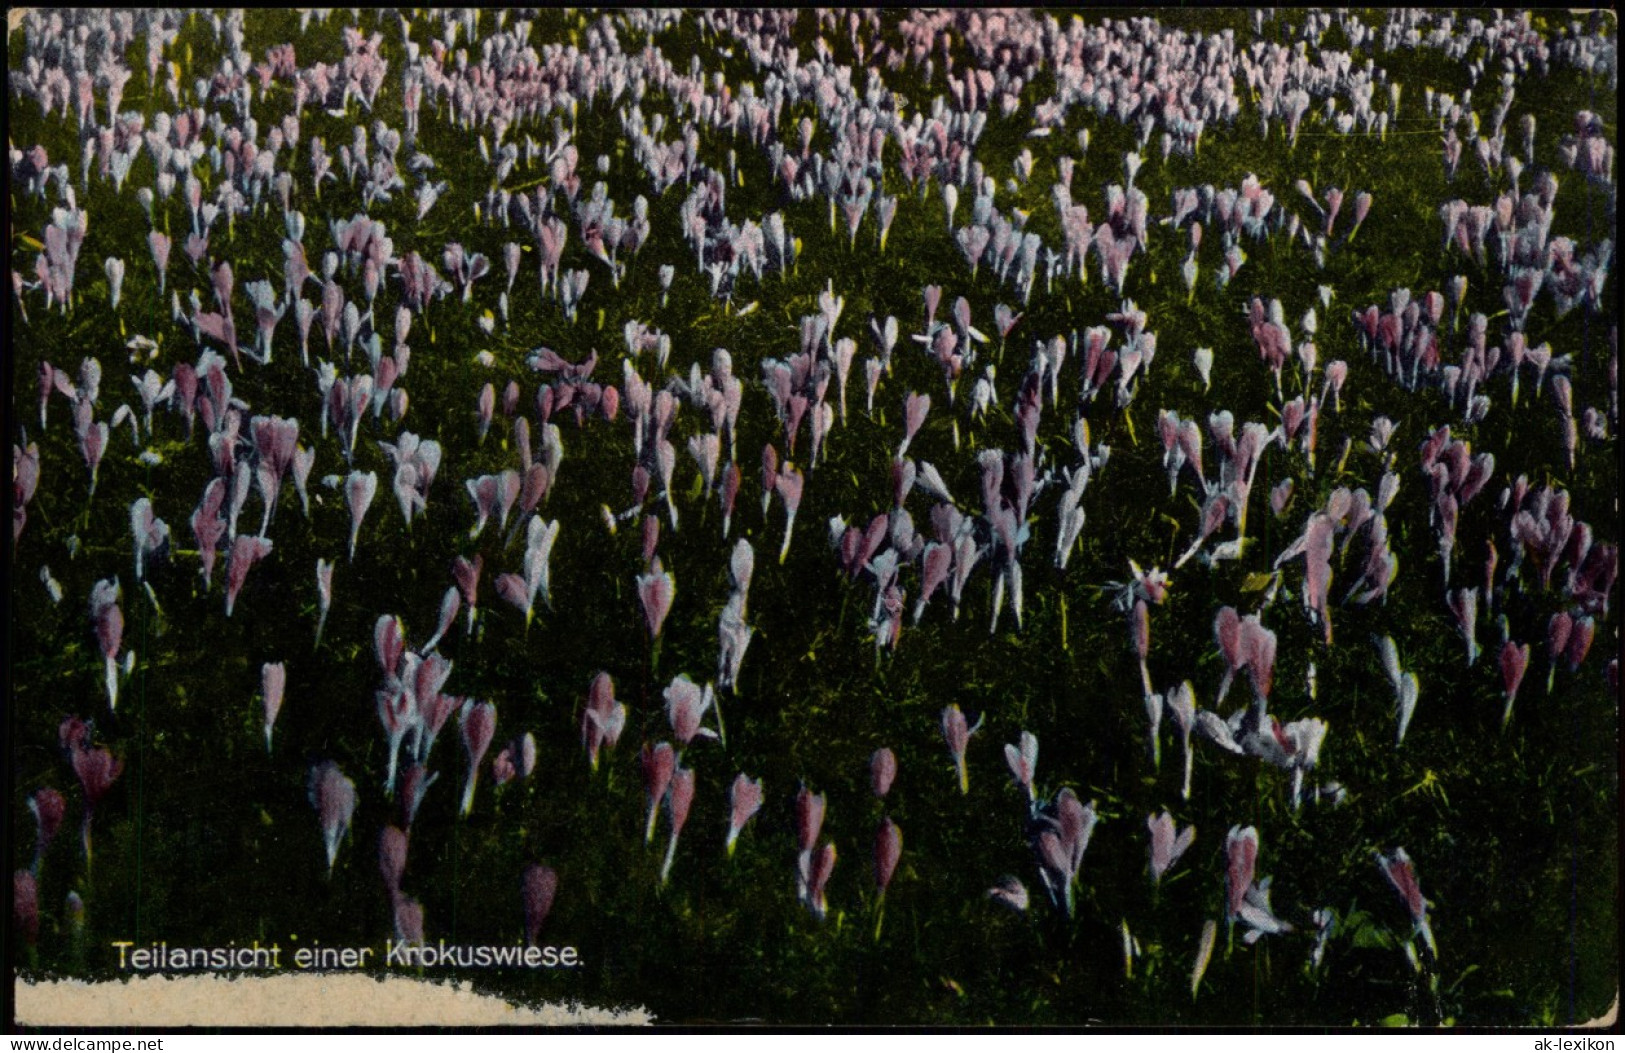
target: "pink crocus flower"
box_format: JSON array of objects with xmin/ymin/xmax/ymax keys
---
[
  {"xmin": 870, "ymin": 747, "xmax": 897, "ymax": 798},
  {"xmin": 307, "ymin": 761, "xmax": 356, "ymax": 875},
  {"xmin": 726, "ymin": 773, "xmax": 763, "ymax": 856},
  {"xmin": 1147, "ymin": 811, "xmax": 1196, "ymax": 885},
  {"xmin": 581, "ymin": 672, "xmax": 626, "ymax": 771},
  {"xmin": 660, "ymin": 767, "xmax": 696, "ymax": 885},
  {"xmin": 642, "ymin": 743, "xmax": 676, "ymax": 844},
  {"xmin": 262, "ymin": 661, "xmax": 286, "ymax": 752},
  {"xmin": 1376, "ymin": 847, "xmax": 1437, "ymax": 958},
  {"xmin": 1004, "ymin": 731, "xmax": 1038, "ymax": 804},
  {"xmin": 522, "ymin": 864, "xmax": 559, "ymax": 947},
  {"xmin": 941, "ymin": 704, "xmax": 982, "ymax": 793},
  {"xmin": 1224, "ymin": 825, "xmax": 1259, "ymax": 922},
  {"xmin": 874, "ymin": 818, "xmax": 902, "ymax": 895},
  {"xmin": 457, "ymin": 700, "xmax": 496, "ymax": 816},
  {"xmin": 637, "ymin": 563, "xmax": 676, "ymax": 640}
]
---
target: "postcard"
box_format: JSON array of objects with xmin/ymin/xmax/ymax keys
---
[{"xmin": 8, "ymin": 7, "xmax": 1618, "ymax": 1030}]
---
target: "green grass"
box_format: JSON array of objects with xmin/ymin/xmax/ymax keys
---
[{"xmin": 8, "ymin": 8, "xmax": 1617, "ymax": 1026}]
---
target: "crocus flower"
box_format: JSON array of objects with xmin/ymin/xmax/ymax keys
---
[
  {"xmin": 898, "ymin": 392, "xmax": 931, "ymax": 459},
  {"xmin": 988, "ymin": 876, "xmax": 1029, "ymax": 913},
  {"xmin": 1213, "ymin": 606, "xmax": 1243, "ymax": 705},
  {"xmin": 129, "ymin": 498, "xmax": 170, "ymax": 583},
  {"xmin": 1033, "ymin": 788, "xmax": 1098, "ymax": 916},
  {"xmin": 942, "ymin": 704, "xmax": 982, "ymax": 793},
  {"xmin": 223, "ymin": 535, "xmax": 273, "ymax": 618},
  {"xmin": 1395, "ymin": 671, "xmax": 1421, "ymax": 745},
  {"xmin": 637, "ymin": 563, "xmax": 675, "ymax": 640},
  {"xmin": 1224, "ymin": 825, "xmax": 1259, "ymax": 922},
  {"xmin": 1166, "ymin": 681, "xmax": 1197, "ymax": 799},
  {"xmin": 492, "ymin": 733, "xmax": 537, "ymax": 786},
  {"xmin": 90, "ymin": 578, "xmax": 123, "ymax": 711},
  {"xmin": 345, "ymin": 470, "xmax": 378, "ymax": 561},
  {"xmin": 803, "ymin": 842, "xmax": 837, "ymax": 920},
  {"xmin": 458, "ymin": 700, "xmax": 496, "ymax": 816},
  {"xmin": 1566, "ymin": 616, "xmax": 1595, "ymax": 673},
  {"xmin": 522, "ymin": 864, "xmax": 559, "ymax": 947},
  {"xmin": 664, "ymin": 674, "xmax": 717, "ymax": 747},
  {"xmin": 642, "ymin": 743, "xmax": 676, "ymax": 843},
  {"xmin": 1447, "ymin": 587, "xmax": 1480, "ymax": 666},
  {"xmin": 394, "ymin": 895, "xmax": 426, "ymax": 947},
  {"xmin": 719, "ymin": 462, "xmax": 741, "ymax": 537},
  {"xmin": 874, "ymin": 818, "xmax": 902, "ymax": 894},
  {"xmin": 68, "ymin": 737, "xmax": 119, "ymax": 867},
  {"xmin": 870, "ymin": 747, "xmax": 897, "ymax": 798},
  {"xmin": 726, "ymin": 773, "xmax": 763, "ymax": 855},
  {"xmin": 378, "ymin": 825, "xmax": 409, "ymax": 896},
  {"xmin": 581, "ymin": 672, "xmax": 626, "ymax": 771},
  {"xmin": 398, "ymin": 765, "xmax": 437, "ymax": 831},
  {"xmin": 308, "ymin": 761, "xmax": 356, "ymax": 875},
  {"xmin": 421, "ymin": 586, "xmax": 460, "ymax": 653},
  {"xmin": 774, "ymin": 465, "xmax": 804, "ymax": 564},
  {"xmin": 1004, "ymin": 731, "xmax": 1038, "ymax": 804},
  {"xmin": 660, "ymin": 767, "xmax": 695, "ymax": 884},
  {"xmin": 1376, "ymin": 847, "xmax": 1437, "ymax": 958},
  {"xmin": 15, "ymin": 872, "xmax": 39, "ymax": 948},
  {"xmin": 1191, "ymin": 920, "xmax": 1217, "ymax": 999},
  {"xmin": 1147, "ymin": 811, "xmax": 1196, "ymax": 884},
  {"xmin": 795, "ymin": 787, "xmax": 826, "ymax": 858},
  {"xmin": 1499, "ymin": 640, "xmax": 1530, "ymax": 728},
  {"xmin": 262, "ymin": 661, "xmax": 286, "ymax": 752},
  {"xmin": 28, "ymin": 789, "xmax": 65, "ymax": 872}
]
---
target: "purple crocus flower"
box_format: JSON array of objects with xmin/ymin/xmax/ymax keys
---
[
  {"xmin": 1224, "ymin": 825, "xmax": 1259, "ymax": 922},
  {"xmin": 522, "ymin": 864, "xmax": 559, "ymax": 947},
  {"xmin": 1004, "ymin": 731, "xmax": 1038, "ymax": 804},
  {"xmin": 1376, "ymin": 847, "xmax": 1437, "ymax": 958},
  {"xmin": 870, "ymin": 747, "xmax": 897, "ymax": 798},
  {"xmin": 458, "ymin": 700, "xmax": 496, "ymax": 816},
  {"xmin": 942, "ymin": 704, "xmax": 981, "ymax": 793},
  {"xmin": 795, "ymin": 787, "xmax": 826, "ymax": 859},
  {"xmin": 393, "ymin": 895, "xmax": 426, "ymax": 947},
  {"xmin": 874, "ymin": 818, "xmax": 902, "ymax": 894},
  {"xmin": 224, "ymin": 535, "xmax": 273, "ymax": 618},
  {"xmin": 988, "ymin": 875, "xmax": 1029, "ymax": 913},
  {"xmin": 452, "ymin": 554, "xmax": 482, "ymax": 633},
  {"xmin": 379, "ymin": 825, "xmax": 409, "ymax": 896},
  {"xmin": 345, "ymin": 470, "xmax": 378, "ymax": 561},
  {"xmin": 898, "ymin": 391, "xmax": 930, "ymax": 459},
  {"xmin": 660, "ymin": 767, "xmax": 695, "ymax": 885},
  {"xmin": 726, "ymin": 773, "xmax": 763, "ymax": 856},
  {"xmin": 70, "ymin": 736, "xmax": 122, "ymax": 867},
  {"xmin": 89, "ymin": 578, "xmax": 124, "ymax": 711},
  {"xmin": 774, "ymin": 466, "xmax": 804, "ymax": 564},
  {"xmin": 28, "ymin": 789, "xmax": 66, "ymax": 872},
  {"xmin": 1165, "ymin": 681, "xmax": 1197, "ymax": 800},
  {"xmin": 1033, "ymin": 788, "xmax": 1098, "ymax": 916},
  {"xmin": 664, "ymin": 674, "xmax": 717, "ymax": 748},
  {"xmin": 581, "ymin": 672, "xmax": 626, "ymax": 771},
  {"xmin": 1499, "ymin": 640, "xmax": 1530, "ymax": 728},
  {"xmin": 803, "ymin": 842, "xmax": 837, "ymax": 921},
  {"xmin": 15, "ymin": 872, "xmax": 39, "ymax": 949},
  {"xmin": 637, "ymin": 562, "xmax": 676, "ymax": 640},
  {"xmin": 262, "ymin": 661, "xmax": 286, "ymax": 752},
  {"xmin": 307, "ymin": 761, "xmax": 357, "ymax": 875},
  {"xmin": 1147, "ymin": 811, "xmax": 1196, "ymax": 884},
  {"xmin": 642, "ymin": 742, "xmax": 676, "ymax": 844}
]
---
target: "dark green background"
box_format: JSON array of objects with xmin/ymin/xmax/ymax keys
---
[{"xmin": 9, "ymin": 8, "xmax": 1617, "ymax": 1026}]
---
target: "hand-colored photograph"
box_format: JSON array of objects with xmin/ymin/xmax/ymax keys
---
[{"xmin": 7, "ymin": 7, "xmax": 1618, "ymax": 1029}]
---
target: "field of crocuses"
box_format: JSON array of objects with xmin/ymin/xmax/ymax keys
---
[{"xmin": 8, "ymin": 9, "xmax": 1617, "ymax": 1027}]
